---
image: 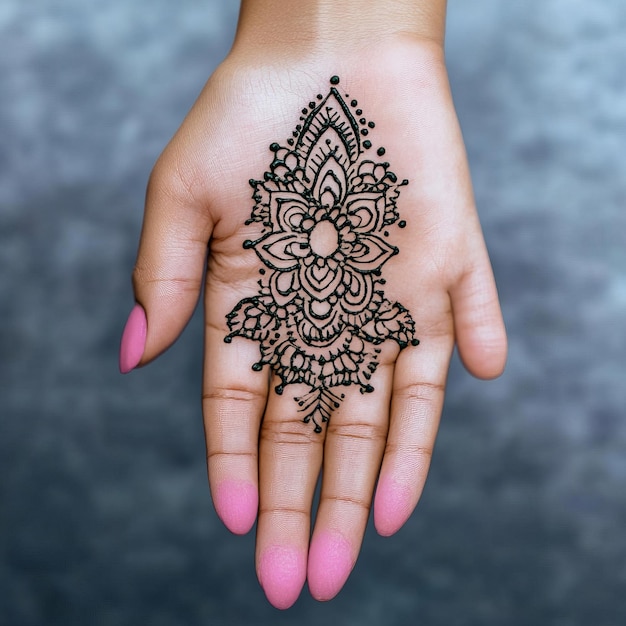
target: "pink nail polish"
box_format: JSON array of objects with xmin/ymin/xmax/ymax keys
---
[
  {"xmin": 374, "ymin": 476, "xmax": 412, "ymax": 537},
  {"xmin": 119, "ymin": 304, "xmax": 147, "ymax": 374},
  {"xmin": 258, "ymin": 545, "xmax": 306, "ymax": 610},
  {"xmin": 307, "ymin": 531, "xmax": 354, "ymax": 601},
  {"xmin": 213, "ymin": 480, "xmax": 258, "ymax": 535}
]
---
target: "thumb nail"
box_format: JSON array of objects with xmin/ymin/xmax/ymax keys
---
[{"xmin": 119, "ymin": 304, "xmax": 147, "ymax": 374}]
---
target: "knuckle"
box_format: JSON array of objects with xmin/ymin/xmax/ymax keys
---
[
  {"xmin": 204, "ymin": 316, "xmax": 229, "ymax": 334},
  {"xmin": 258, "ymin": 505, "xmax": 309, "ymax": 520},
  {"xmin": 132, "ymin": 264, "xmax": 199, "ymax": 291},
  {"xmin": 202, "ymin": 385, "xmax": 266, "ymax": 405},
  {"xmin": 206, "ymin": 449, "xmax": 256, "ymax": 462},
  {"xmin": 394, "ymin": 380, "xmax": 445, "ymax": 404},
  {"xmin": 322, "ymin": 493, "xmax": 370, "ymax": 514},
  {"xmin": 326, "ymin": 420, "xmax": 387, "ymax": 444},
  {"xmin": 384, "ymin": 440, "xmax": 433, "ymax": 461},
  {"xmin": 148, "ymin": 153, "xmax": 196, "ymax": 205},
  {"xmin": 260, "ymin": 419, "xmax": 320, "ymax": 446}
]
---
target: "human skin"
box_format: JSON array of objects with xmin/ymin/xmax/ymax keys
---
[{"xmin": 120, "ymin": 0, "xmax": 507, "ymax": 609}]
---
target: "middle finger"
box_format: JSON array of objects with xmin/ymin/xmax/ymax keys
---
[
  {"xmin": 255, "ymin": 378, "xmax": 324, "ymax": 609},
  {"xmin": 307, "ymin": 348, "xmax": 396, "ymax": 601}
]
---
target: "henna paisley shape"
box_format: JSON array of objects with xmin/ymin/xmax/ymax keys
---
[{"xmin": 225, "ymin": 77, "xmax": 419, "ymax": 432}]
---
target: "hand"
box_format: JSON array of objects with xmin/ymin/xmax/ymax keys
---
[{"xmin": 120, "ymin": 32, "xmax": 507, "ymax": 608}]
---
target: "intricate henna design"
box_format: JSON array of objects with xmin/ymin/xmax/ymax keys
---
[{"xmin": 225, "ymin": 76, "xmax": 419, "ymax": 432}]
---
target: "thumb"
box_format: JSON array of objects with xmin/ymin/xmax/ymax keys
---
[
  {"xmin": 119, "ymin": 157, "xmax": 213, "ymax": 373},
  {"xmin": 449, "ymin": 247, "xmax": 507, "ymax": 380}
]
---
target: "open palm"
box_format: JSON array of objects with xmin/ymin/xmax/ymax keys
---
[{"xmin": 125, "ymin": 42, "xmax": 507, "ymax": 608}]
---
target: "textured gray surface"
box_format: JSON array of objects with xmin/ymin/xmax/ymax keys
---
[{"xmin": 1, "ymin": 1, "xmax": 625, "ymax": 624}]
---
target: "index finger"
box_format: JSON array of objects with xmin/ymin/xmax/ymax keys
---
[{"xmin": 203, "ymin": 269, "xmax": 269, "ymax": 536}]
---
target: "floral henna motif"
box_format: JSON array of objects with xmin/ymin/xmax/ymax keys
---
[{"xmin": 225, "ymin": 76, "xmax": 419, "ymax": 432}]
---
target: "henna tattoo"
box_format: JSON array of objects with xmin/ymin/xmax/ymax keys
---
[{"xmin": 225, "ymin": 76, "xmax": 419, "ymax": 432}]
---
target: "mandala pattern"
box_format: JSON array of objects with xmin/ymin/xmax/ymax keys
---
[{"xmin": 225, "ymin": 76, "xmax": 419, "ymax": 432}]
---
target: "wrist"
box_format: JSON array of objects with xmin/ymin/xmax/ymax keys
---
[{"xmin": 233, "ymin": 0, "xmax": 447, "ymax": 58}]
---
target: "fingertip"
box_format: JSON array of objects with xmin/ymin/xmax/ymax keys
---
[
  {"xmin": 258, "ymin": 545, "xmax": 306, "ymax": 610},
  {"xmin": 119, "ymin": 304, "xmax": 147, "ymax": 374},
  {"xmin": 450, "ymin": 263, "xmax": 508, "ymax": 380},
  {"xmin": 307, "ymin": 531, "xmax": 354, "ymax": 601},
  {"xmin": 457, "ymin": 322, "xmax": 508, "ymax": 380},
  {"xmin": 374, "ymin": 476, "xmax": 413, "ymax": 537},
  {"xmin": 213, "ymin": 480, "xmax": 258, "ymax": 535}
]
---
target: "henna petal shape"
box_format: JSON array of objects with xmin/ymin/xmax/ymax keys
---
[
  {"xmin": 269, "ymin": 269, "xmax": 299, "ymax": 306},
  {"xmin": 313, "ymin": 156, "xmax": 348, "ymax": 207},
  {"xmin": 300, "ymin": 262, "xmax": 343, "ymax": 301},
  {"xmin": 270, "ymin": 192, "xmax": 311, "ymax": 233},
  {"xmin": 346, "ymin": 234, "xmax": 397, "ymax": 273},
  {"xmin": 340, "ymin": 268, "xmax": 374, "ymax": 314},
  {"xmin": 255, "ymin": 231, "xmax": 308, "ymax": 270},
  {"xmin": 345, "ymin": 193, "xmax": 386, "ymax": 233}
]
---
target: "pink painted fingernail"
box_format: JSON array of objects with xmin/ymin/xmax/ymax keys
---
[
  {"xmin": 213, "ymin": 480, "xmax": 258, "ymax": 535},
  {"xmin": 258, "ymin": 545, "xmax": 306, "ymax": 610},
  {"xmin": 119, "ymin": 304, "xmax": 147, "ymax": 374},
  {"xmin": 307, "ymin": 531, "xmax": 354, "ymax": 601},
  {"xmin": 374, "ymin": 476, "xmax": 412, "ymax": 537}
]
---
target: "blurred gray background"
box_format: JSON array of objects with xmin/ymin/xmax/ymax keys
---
[{"xmin": 1, "ymin": 1, "xmax": 625, "ymax": 624}]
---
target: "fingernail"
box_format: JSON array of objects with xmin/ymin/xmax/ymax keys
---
[
  {"xmin": 119, "ymin": 304, "xmax": 147, "ymax": 374},
  {"xmin": 258, "ymin": 545, "xmax": 306, "ymax": 610},
  {"xmin": 213, "ymin": 480, "xmax": 258, "ymax": 535},
  {"xmin": 307, "ymin": 531, "xmax": 354, "ymax": 601},
  {"xmin": 374, "ymin": 476, "xmax": 412, "ymax": 537}
]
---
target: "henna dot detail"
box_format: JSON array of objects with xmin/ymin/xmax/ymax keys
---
[
  {"xmin": 398, "ymin": 220, "xmax": 407, "ymax": 228},
  {"xmin": 363, "ymin": 140, "xmax": 372, "ymax": 149},
  {"xmin": 330, "ymin": 75, "xmax": 340, "ymax": 85},
  {"xmin": 377, "ymin": 147, "xmax": 386, "ymax": 156},
  {"xmin": 368, "ymin": 121, "xmax": 375, "ymax": 128},
  {"xmin": 411, "ymin": 339, "xmax": 420, "ymax": 346}
]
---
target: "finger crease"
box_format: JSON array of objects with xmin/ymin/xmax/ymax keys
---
[
  {"xmin": 384, "ymin": 442, "xmax": 433, "ymax": 459},
  {"xmin": 202, "ymin": 388, "xmax": 265, "ymax": 403},
  {"xmin": 323, "ymin": 494, "xmax": 370, "ymax": 513},
  {"xmin": 394, "ymin": 381, "xmax": 445, "ymax": 401},
  {"xmin": 206, "ymin": 450, "xmax": 257, "ymax": 461},
  {"xmin": 259, "ymin": 506, "xmax": 309, "ymax": 518},
  {"xmin": 327, "ymin": 428, "xmax": 387, "ymax": 444}
]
